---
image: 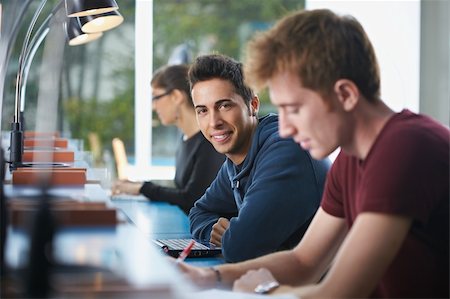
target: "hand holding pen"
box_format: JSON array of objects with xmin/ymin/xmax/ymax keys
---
[{"xmin": 176, "ymin": 239, "xmax": 195, "ymax": 263}]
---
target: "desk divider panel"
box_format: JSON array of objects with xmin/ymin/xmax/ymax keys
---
[
  {"xmin": 8, "ymin": 199, "xmax": 118, "ymax": 227},
  {"xmin": 22, "ymin": 150, "xmax": 75, "ymax": 162},
  {"xmin": 24, "ymin": 131, "xmax": 60, "ymax": 138},
  {"xmin": 12, "ymin": 168, "xmax": 87, "ymax": 185},
  {"xmin": 24, "ymin": 138, "xmax": 69, "ymax": 148}
]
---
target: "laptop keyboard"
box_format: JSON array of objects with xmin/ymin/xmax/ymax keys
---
[{"xmin": 158, "ymin": 239, "xmax": 211, "ymax": 250}]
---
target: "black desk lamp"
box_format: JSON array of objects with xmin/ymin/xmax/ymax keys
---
[
  {"xmin": 78, "ymin": 10, "xmax": 124, "ymax": 33},
  {"xmin": 65, "ymin": 0, "xmax": 118, "ymax": 17},
  {"xmin": 8, "ymin": 0, "xmax": 122, "ymax": 171}
]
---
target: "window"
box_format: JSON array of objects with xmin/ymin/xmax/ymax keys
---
[{"xmin": 132, "ymin": 0, "xmax": 305, "ymax": 180}]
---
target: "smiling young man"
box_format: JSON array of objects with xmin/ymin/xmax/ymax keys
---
[
  {"xmin": 187, "ymin": 54, "xmax": 331, "ymax": 263},
  {"xmin": 178, "ymin": 9, "xmax": 449, "ymax": 298}
]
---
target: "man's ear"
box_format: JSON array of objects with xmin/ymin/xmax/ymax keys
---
[
  {"xmin": 334, "ymin": 79, "xmax": 359, "ymax": 111},
  {"xmin": 250, "ymin": 95, "xmax": 260, "ymax": 116}
]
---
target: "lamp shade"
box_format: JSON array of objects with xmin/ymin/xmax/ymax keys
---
[
  {"xmin": 65, "ymin": 17, "xmax": 103, "ymax": 46},
  {"xmin": 79, "ymin": 10, "xmax": 124, "ymax": 33},
  {"xmin": 65, "ymin": 0, "xmax": 119, "ymax": 17}
]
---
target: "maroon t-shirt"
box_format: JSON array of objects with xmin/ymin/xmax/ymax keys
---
[{"xmin": 322, "ymin": 110, "xmax": 449, "ymax": 298}]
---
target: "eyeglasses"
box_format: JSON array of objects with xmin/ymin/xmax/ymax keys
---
[{"xmin": 152, "ymin": 90, "xmax": 173, "ymax": 101}]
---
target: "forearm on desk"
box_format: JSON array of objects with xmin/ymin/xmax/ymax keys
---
[
  {"xmin": 215, "ymin": 250, "xmax": 307, "ymax": 288},
  {"xmin": 189, "ymin": 179, "xmax": 237, "ymax": 240}
]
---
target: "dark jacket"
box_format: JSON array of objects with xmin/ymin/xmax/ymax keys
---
[{"xmin": 189, "ymin": 114, "xmax": 330, "ymax": 262}]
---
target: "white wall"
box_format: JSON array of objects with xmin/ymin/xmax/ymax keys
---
[
  {"xmin": 420, "ymin": 0, "xmax": 449, "ymax": 126},
  {"xmin": 306, "ymin": 0, "xmax": 421, "ymax": 113},
  {"xmin": 133, "ymin": 0, "xmax": 153, "ymax": 178}
]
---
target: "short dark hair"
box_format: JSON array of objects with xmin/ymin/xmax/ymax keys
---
[
  {"xmin": 245, "ymin": 9, "xmax": 381, "ymax": 102},
  {"xmin": 188, "ymin": 54, "xmax": 254, "ymax": 107},
  {"xmin": 151, "ymin": 64, "xmax": 193, "ymax": 106}
]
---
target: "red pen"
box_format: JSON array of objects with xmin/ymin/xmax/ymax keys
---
[{"xmin": 176, "ymin": 240, "xmax": 195, "ymax": 263}]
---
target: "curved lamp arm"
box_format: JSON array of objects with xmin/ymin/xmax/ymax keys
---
[
  {"xmin": 20, "ymin": 18, "xmax": 52, "ymax": 112},
  {"xmin": 14, "ymin": 0, "xmax": 49, "ymax": 123}
]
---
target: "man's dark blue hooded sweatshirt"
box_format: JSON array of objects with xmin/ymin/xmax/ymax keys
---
[{"xmin": 189, "ymin": 114, "xmax": 330, "ymax": 262}]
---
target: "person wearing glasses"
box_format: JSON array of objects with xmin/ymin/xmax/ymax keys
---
[{"xmin": 112, "ymin": 64, "xmax": 225, "ymax": 214}]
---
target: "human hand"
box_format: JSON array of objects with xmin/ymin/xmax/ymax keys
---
[
  {"xmin": 111, "ymin": 180, "xmax": 142, "ymax": 195},
  {"xmin": 210, "ymin": 217, "xmax": 230, "ymax": 246},
  {"xmin": 233, "ymin": 268, "xmax": 278, "ymax": 293},
  {"xmin": 173, "ymin": 260, "xmax": 218, "ymax": 289}
]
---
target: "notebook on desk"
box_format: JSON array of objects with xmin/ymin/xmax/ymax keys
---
[{"xmin": 153, "ymin": 238, "xmax": 222, "ymax": 258}]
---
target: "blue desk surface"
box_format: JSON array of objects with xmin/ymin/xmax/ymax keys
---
[
  {"xmin": 5, "ymin": 184, "xmax": 225, "ymax": 267},
  {"xmin": 112, "ymin": 199, "xmax": 225, "ymax": 267}
]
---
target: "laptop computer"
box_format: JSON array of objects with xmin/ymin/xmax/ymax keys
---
[{"xmin": 153, "ymin": 238, "xmax": 222, "ymax": 258}]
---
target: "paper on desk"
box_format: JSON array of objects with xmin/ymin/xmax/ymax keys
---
[
  {"xmin": 190, "ymin": 289, "xmax": 297, "ymax": 299},
  {"xmin": 109, "ymin": 192, "xmax": 149, "ymax": 202}
]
